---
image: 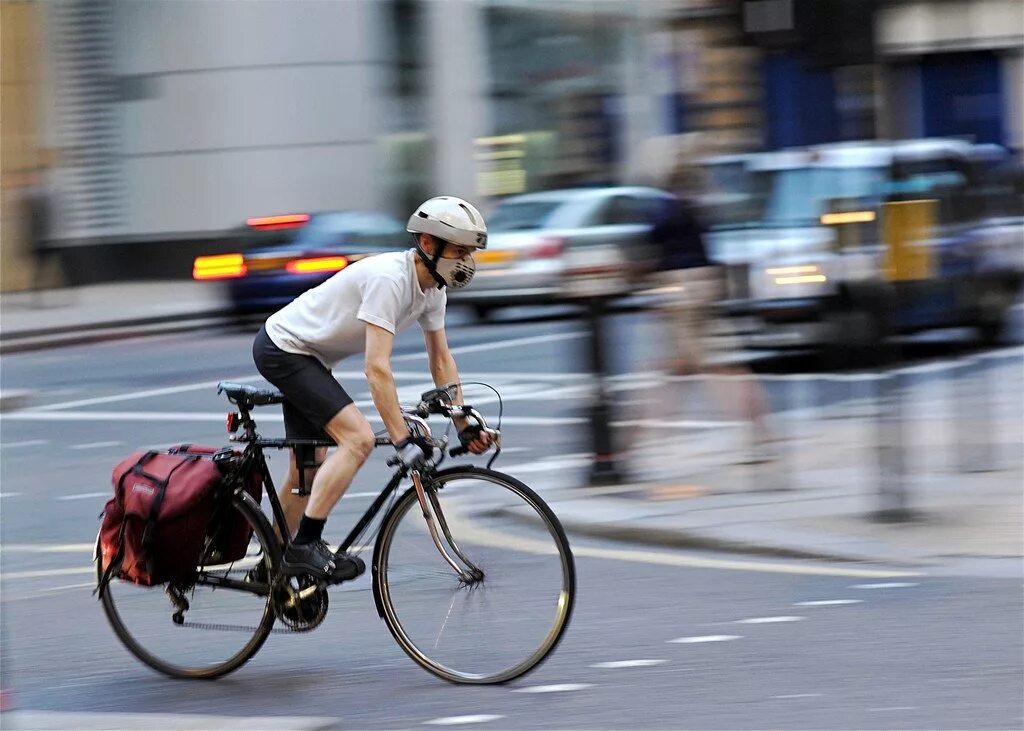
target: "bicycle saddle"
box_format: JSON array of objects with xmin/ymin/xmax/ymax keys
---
[{"xmin": 217, "ymin": 381, "xmax": 286, "ymax": 407}]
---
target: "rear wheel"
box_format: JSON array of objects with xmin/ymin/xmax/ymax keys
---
[
  {"xmin": 373, "ymin": 467, "xmax": 575, "ymax": 684},
  {"xmin": 97, "ymin": 491, "xmax": 278, "ymax": 679}
]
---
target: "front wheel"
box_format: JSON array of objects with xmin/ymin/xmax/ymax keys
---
[{"xmin": 373, "ymin": 467, "xmax": 576, "ymax": 684}]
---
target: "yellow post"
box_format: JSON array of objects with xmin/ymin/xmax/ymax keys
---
[
  {"xmin": 881, "ymin": 199, "xmax": 937, "ymax": 282},
  {"xmin": 1, "ymin": 0, "xmax": 46, "ymax": 292}
]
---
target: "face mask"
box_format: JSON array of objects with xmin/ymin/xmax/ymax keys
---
[{"xmin": 435, "ymin": 254, "xmax": 476, "ymax": 289}]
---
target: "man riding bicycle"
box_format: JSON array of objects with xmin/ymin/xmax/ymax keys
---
[{"xmin": 252, "ymin": 196, "xmax": 493, "ymax": 584}]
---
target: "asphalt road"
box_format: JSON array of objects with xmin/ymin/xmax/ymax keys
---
[{"xmin": 2, "ymin": 311, "xmax": 1022, "ymax": 728}]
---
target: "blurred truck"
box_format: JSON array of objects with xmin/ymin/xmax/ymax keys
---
[{"xmin": 704, "ymin": 139, "xmax": 1024, "ymax": 357}]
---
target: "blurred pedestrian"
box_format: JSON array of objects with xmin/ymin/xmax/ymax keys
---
[
  {"xmin": 18, "ymin": 163, "xmax": 63, "ymax": 307},
  {"xmin": 648, "ymin": 195, "xmax": 776, "ymax": 459}
]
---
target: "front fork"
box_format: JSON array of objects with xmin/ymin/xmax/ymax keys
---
[{"xmin": 411, "ymin": 470, "xmax": 484, "ymax": 584}]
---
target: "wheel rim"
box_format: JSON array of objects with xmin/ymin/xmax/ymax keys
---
[
  {"xmin": 98, "ymin": 494, "xmax": 276, "ymax": 678},
  {"xmin": 376, "ymin": 470, "xmax": 575, "ymax": 683}
]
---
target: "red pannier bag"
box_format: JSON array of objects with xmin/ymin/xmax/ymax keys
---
[{"xmin": 98, "ymin": 444, "xmax": 262, "ymax": 591}]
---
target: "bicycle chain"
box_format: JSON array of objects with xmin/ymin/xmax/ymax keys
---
[{"xmin": 175, "ymin": 619, "xmax": 301, "ymax": 635}]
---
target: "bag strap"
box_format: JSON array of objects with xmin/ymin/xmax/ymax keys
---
[
  {"xmin": 95, "ymin": 467, "xmax": 136, "ymax": 598},
  {"xmin": 140, "ymin": 456, "xmax": 201, "ymax": 577}
]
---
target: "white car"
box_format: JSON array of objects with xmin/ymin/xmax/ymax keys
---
[{"xmin": 450, "ymin": 186, "xmax": 675, "ymax": 316}]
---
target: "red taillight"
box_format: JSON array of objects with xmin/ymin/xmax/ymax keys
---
[
  {"xmin": 226, "ymin": 413, "xmax": 240, "ymax": 433},
  {"xmin": 246, "ymin": 214, "xmax": 310, "ymax": 231},
  {"xmin": 286, "ymin": 256, "xmax": 349, "ymax": 275},
  {"xmin": 532, "ymin": 236, "xmax": 566, "ymax": 258},
  {"xmin": 193, "ymin": 253, "xmax": 247, "ymax": 280}
]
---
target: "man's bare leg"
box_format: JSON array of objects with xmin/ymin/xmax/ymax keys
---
[{"xmin": 304, "ymin": 404, "xmax": 376, "ymax": 520}]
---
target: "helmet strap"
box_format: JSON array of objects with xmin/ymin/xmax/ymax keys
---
[{"xmin": 414, "ymin": 234, "xmax": 448, "ymax": 289}]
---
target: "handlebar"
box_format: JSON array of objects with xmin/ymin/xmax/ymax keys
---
[{"xmin": 386, "ymin": 383, "xmax": 501, "ymax": 469}]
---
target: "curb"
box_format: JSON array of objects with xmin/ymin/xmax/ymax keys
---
[
  {"xmin": 0, "ymin": 312, "xmax": 260, "ymax": 354},
  {"xmin": 0, "ymin": 307, "xmax": 237, "ymax": 341},
  {"xmin": 555, "ymin": 515, "xmax": 902, "ymax": 565}
]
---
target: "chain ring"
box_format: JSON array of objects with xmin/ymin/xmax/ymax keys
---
[{"xmin": 272, "ymin": 575, "xmax": 329, "ymax": 632}]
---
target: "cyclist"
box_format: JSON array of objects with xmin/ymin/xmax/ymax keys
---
[{"xmin": 252, "ymin": 196, "xmax": 493, "ymax": 582}]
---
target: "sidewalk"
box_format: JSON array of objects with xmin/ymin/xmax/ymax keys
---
[
  {"xmin": 0, "ymin": 280, "xmax": 230, "ymax": 341},
  {"xmin": 535, "ymin": 376, "xmax": 1024, "ymax": 567}
]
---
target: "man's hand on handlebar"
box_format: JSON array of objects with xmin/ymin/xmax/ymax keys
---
[
  {"xmin": 394, "ymin": 436, "xmax": 436, "ymax": 471},
  {"xmin": 457, "ymin": 423, "xmax": 493, "ymax": 455}
]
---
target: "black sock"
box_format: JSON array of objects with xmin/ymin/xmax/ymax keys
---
[{"xmin": 294, "ymin": 515, "xmax": 326, "ymax": 545}]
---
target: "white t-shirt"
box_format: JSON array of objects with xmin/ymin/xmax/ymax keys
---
[{"xmin": 265, "ymin": 249, "xmax": 446, "ymax": 367}]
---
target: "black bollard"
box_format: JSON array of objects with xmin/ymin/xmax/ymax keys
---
[{"xmin": 583, "ymin": 296, "xmax": 624, "ymax": 486}]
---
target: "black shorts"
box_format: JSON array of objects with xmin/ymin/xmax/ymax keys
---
[{"xmin": 252, "ymin": 326, "xmax": 354, "ymax": 446}]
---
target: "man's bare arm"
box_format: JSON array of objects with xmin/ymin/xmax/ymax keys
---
[
  {"xmin": 423, "ymin": 328, "xmax": 491, "ymax": 454},
  {"xmin": 365, "ymin": 324, "xmax": 410, "ymax": 445}
]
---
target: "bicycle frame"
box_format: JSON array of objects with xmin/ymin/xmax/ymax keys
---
[{"xmin": 239, "ymin": 436, "xmax": 405, "ymax": 552}]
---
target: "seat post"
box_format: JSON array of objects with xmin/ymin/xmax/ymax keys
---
[{"xmin": 292, "ymin": 445, "xmax": 318, "ymax": 496}]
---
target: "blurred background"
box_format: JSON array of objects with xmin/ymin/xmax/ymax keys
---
[{"xmin": 1, "ymin": 1, "xmax": 1023, "ymax": 728}]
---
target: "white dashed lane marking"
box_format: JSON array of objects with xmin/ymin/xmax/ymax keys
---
[
  {"xmin": 589, "ymin": 659, "xmax": 667, "ymax": 669},
  {"xmin": 56, "ymin": 492, "xmax": 112, "ymax": 501},
  {"xmin": 795, "ymin": 599, "xmax": 863, "ymax": 606},
  {"xmin": 0, "ymin": 439, "xmax": 49, "ymax": 449},
  {"xmin": 772, "ymin": 694, "xmax": 823, "ymax": 699},
  {"xmin": 0, "ymin": 493, "xmax": 22, "ymax": 499},
  {"xmin": 68, "ymin": 441, "xmax": 123, "ymax": 450},
  {"xmin": 735, "ymin": 616, "xmax": 805, "ymax": 624},
  {"xmin": 867, "ymin": 706, "xmax": 917, "ymax": 712},
  {"xmin": 669, "ymin": 635, "xmax": 742, "ymax": 644},
  {"xmin": 851, "ymin": 582, "xmax": 919, "ymax": 589},
  {"xmin": 512, "ymin": 684, "xmax": 593, "ymax": 694},
  {"xmin": 424, "ymin": 715, "xmax": 505, "ymax": 726}
]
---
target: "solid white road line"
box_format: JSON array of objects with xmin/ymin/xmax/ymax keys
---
[
  {"xmin": 68, "ymin": 441, "xmax": 123, "ymax": 450},
  {"xmin": 735, "ymin": 616, "xmax": 805, "ymax": 624},
  {"xmin": 28, "ymin": 378, "xmax": 259, "ymax": 412},
  {"xmin": 850, "ymin": 582, "xmax": 919, "ymax": 589},
  {"xmin": 669, "ymin": 635, "xmax": 742, "ymax": 644},
  {"xmin": 55, "ymin": 492, "xmax": 112, "ymax": 501},
  {"xmin": 2, "ymin": 410, "xmax": 589, "ymax": 426},
  {"xmin": 1, "ymin": 567, "xmax": 94, "ymax": 580},
  {"xmin": 1, "ymin": 409, "xmax": 758, "ymax": 431},
  {"xmin": 795, "ymin": 599, "xmax": 863, "ymax": 606},
  {"xmin": 424, "ymin": 715, "xmax": 505, "ymax": 726},
  {"xmin": 589, "ymin": 660, "xmax": 667, "ymax": 669},
  {"xmin": 511, "ymin": 683, "xmax": 593, "ymax": 693},
  {"xmin": 0, "ymin": 544, "xmax": 94, "ymax": 553}
]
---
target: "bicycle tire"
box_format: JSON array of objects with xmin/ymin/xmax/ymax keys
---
[
  {"xmin": 97, "ymin": 490, "xmax": 279, "ymax": 679},
  {"xmin": 373, "ymin": 466, "xmax": 576, "ymax": 684}
]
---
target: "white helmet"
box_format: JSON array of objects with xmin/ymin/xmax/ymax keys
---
[{"xmin": 406, "ymin": 196, "xmax": 488, "ymax": 250}]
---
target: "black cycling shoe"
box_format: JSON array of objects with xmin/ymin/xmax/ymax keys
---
[
  {"xmin": 331, "ymin": 551, "xmax": 366, "ymax": 582},
  {"xmin": 283, "ymin": 539, "xmax": 339, "ymax": 581}
]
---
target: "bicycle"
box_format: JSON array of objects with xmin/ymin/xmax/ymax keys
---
[{"xmin": 95, "ymin": 381, "xmax": 576, "ymax": 684}]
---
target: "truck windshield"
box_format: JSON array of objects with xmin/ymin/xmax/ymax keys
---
[{"xmin": 764, "ymin": 167, "xmax": 885, "ymax": 225}]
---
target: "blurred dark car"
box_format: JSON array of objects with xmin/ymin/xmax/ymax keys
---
[{"xmin": 194, "ymin": 211, "xmax": 406, "ymax": 312}]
